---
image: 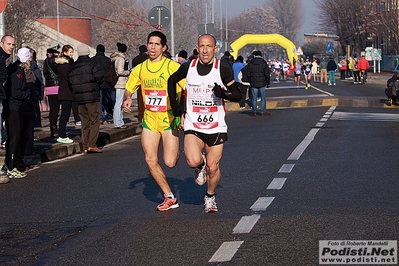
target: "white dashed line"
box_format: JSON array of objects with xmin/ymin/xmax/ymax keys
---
[
  {"xmin": 250, "ymin": 197, "xmax": 275, "ymax": 211},
  {"xmin": 267, "ymin": 178, "xmax": 287, "ymax": 190},
  {"xmin": 208, "ymin": 241, "xmax": 244, "ymax": 262},
  {"xmin": 287, "ymin": 128, "xmax": 320, "ymax": 160},
  {"xmin": 233, "ymin": 214, "xmax": 261, "ymax": 234},
  {"xmin": 209, "ymin": 106, "xmax": 338, "ymax": 263},
  {"xmin": 278, "ymin": 164, "xmax": 295, "ymax": 173}
]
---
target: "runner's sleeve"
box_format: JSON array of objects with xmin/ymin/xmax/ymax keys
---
[
  {"xmin": 220, "ymin": 62, "xmax": 241, "ymax": 102},
  {"xmin": 125, "ymin": 64, "xmax": 141, "ymax": 94}
]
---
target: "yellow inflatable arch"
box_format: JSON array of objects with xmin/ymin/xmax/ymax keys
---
[{"xmin": 230, "ymin": 34, "xmax": 298, "ymax": 63}]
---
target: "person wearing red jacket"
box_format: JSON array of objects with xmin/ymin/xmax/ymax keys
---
[
  {"xmin": 357, "ymin": 55, "xmax": 370, "ymax": 83},
  {"xmin": 339, "ymin": 57, "xmax": 347, "ymax": 80}
]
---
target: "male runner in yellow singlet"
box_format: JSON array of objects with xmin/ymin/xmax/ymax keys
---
[{"xmin": 123, "ymin": 31, "xmax": 184, "ymax": 211}]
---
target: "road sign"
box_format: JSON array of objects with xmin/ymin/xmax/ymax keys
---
[
  {"xmin": 365, "ymin": 47, "xmax": 382, "ymax": 61},
  {"xmin": 0, "ymin": 0, "xmax": 7, "ymax": 13},
  {"xmin": 148, "ymin": 6, "xmax": 171, "ymax": 30},
  {"xmin": 296, "ymin": 46, "xmax": 303, "ymax": 55},
  {"xmin": 216, "ymin": 39, "xmax": 222, "ymax": 53},
  {"xmin": 197, "ymin": 23, "xmax": 214, "ymax": 36},
  {"xmin": 326, "ymin": 42, "xmax": 334, "ymax": 54}
]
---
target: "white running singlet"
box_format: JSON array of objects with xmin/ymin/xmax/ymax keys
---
[{"xmin": 184, "ymin": 58, "xmax": 227, "ymax": 134}]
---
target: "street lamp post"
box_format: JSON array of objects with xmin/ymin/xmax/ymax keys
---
[
  {"xmin": 170, "ymin": 0, "xmax": 174, "ymax": 57},
  {"xmin": 56, "ymin": 0, "xmax": 60, "ymax": 47},
  {"xmin": 225, "ymin": 0, "xmax": 228, "ymax": 52}
]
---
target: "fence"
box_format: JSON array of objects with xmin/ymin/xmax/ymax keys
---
[{"xmin": 380, "ymin": 55, "xmax": 399, "ymax": 72}]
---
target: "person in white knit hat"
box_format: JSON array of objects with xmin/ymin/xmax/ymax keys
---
[{"xmin": 2, "ymin": 47, "xmax": 37, "ymax": 178}]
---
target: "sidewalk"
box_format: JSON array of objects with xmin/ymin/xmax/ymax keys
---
[
  {"xmin": 340, "ymin": 71, "xmax": 392, "ymax": 87},
  {"xmin": 0, "ymin": 99, "xmax": 142, "ymax": 166}
]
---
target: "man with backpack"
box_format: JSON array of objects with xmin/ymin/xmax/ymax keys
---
[{"xmin": 92, "ymin": 44, "xmax": 113, "ymax": 124}]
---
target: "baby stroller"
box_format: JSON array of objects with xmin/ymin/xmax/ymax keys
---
[{"xmin": 385, "ymin": 72, "xmax": 399, "ymax": 106}]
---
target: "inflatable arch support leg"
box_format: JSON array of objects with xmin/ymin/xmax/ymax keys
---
[{"xmin": 230, "ymin": 34, "xmax": 298, "ymax": 63}]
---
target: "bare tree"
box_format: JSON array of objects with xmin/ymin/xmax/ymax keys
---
[
  {"xmin": 228, "ymin": 6, "xmax": 281, "ymax": 58},
  {"xmin": 314, "ymin": 0, "xmax": 379, "ymax": 56},
  {"xmin": 369, "ymin": 0, "xmax": 399, "ymax": 55},
  {"xmin": 96, "ymin": 5, "xmax": 152, "ymax": 54},
  {"xmin": 97, "ymin": 0, "xmax": 207, "ymax": 57},
  {"xmin": 265, "ymin": 0, "xmax": 304, "ymax": 44},
  {"xmin": 4, "ymin": 0, "xmax": 47, "ymax": 48}
]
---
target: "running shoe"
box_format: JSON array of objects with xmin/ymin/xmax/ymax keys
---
[
  {"xmin": 156, "ymin": 194, "xmax": 179, "ymax": 211},
  {"xmin": 204, "ymin": 195, "xmax": 218, "ymax": 213},
  {"xmin": 7, "ymin": 168, "xmax": 27, "ymax": 178},
  {"xmin": 57, "ymin": 137, "xmax": 74, "ymax": 144},
  {"xmin": 194, "ymin": 154, "xmax": 207, "ymax": 186}
]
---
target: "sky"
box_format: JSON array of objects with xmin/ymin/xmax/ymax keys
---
[
  {"xmin": 145, "ymin": 0, "xmax": 317, "ymax": 46},
  {"xmin": 215, "ymin": 0, "xmax": 318, "ymax": 45}
]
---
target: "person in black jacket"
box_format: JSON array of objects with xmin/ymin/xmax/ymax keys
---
[
  {"xmin": 68, "ymin": 44, "xmax": 104, "ymax": 153},
  {"xmin": 3, "ymin": 48, "xmax": 36, "ymax": 178},
  {"xmin": 43, "ymin": 48, "xmax": 60, "ymax": 138},
  {"xmin": 55, "ymin": 45, "xmax": 77, "ymax": 144},
  {"xmin": 238, "ymin": 59, "xmax": 252, "ymax": 108},
  {"xmin": 25, "ymin": 47, "xmax": 44, "ymax": 156},
  {"xmin": 91, "ymin": 44, "xmax": 113, "ymax": 124},
  {"xmin": 131, "ymin": 45, "xmax": 148, "ymax": 123},
  {"xmin": 0, "ymin": 35, "xmax": 15, "ymax": 183},
  {"xmin": 327, "ymin": 56, "xmax": 338, "ymax": 86},
  {"xmin": 246, "ymin": 50, "xmax": 271, "ymax": 116}
]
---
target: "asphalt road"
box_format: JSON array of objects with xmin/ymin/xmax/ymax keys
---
[{"xmin": 0, "ymin": 76, "xmax": 398, "ymax": 265}]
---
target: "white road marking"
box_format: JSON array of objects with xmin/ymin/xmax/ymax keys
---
[
  {"xmin": 233, "ymin": 214, "xmax": 261, "ymax": 234},
  {"xmin": 311, "ymin": 86, "xmax": 335, "ymax": 96},
  {"xmin": 287, "ymin": 128, "xmax": 320, "ymax": 160},
  {"xmin": 268, "ymin": 86, "xmax": 300, "ymax": 90},
  {"xmin": 208, "ymin": 241, "xmax": 244, "ymax": 262},
  {"xmin": 268, "ymin": 94, "xmax": 330, "ymax": 100},
  {"xmin": 209, "ymin": 106, "xmax": 338, "ymax": 263},
  {"xmin": 250, "ymin": 197, "xmax": 275, "ymax": 211},
  {"xmin": 267, "ymin": 178, "xmax": 287, "ymax": 189},
  {"xmin": 42, "ymin": 135, "xmax": 141, "ymax": 164},
  {"xmin": 331, "ymin": 112, "xmax": 399, "ymax": 122},
  {"xmin": 278, "ymin": 164, "xmax": 295, "ymax": 173}
]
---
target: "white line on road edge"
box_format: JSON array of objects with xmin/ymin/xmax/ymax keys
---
[
  {"xmin": 209, "ymin": 241, "xmax": 244, "ymax": 262},
  {"xmin": 278, "ymin": 164, "xmax": 295, "ymax": 173},
  {"xmin": 250, "ymin": 197, "xmax": 275, "ymax": 211},
  {"xmin": 43, "ymin": 135, "xmax": 141, "ymax": 165},
  {"xmin": 267, "ymin": 178, "xmax": 287, "ymax": 189},
  {"xmin": 233, "ymin": 214, "xmax": 261, "ymax": 234},
  {"xmin": 287, "ymin": 128, "xmax": 320, "ymax": 160},
  {"xmin": 311, "ymin": 85, "xmax": 335, "ymax": 96}
]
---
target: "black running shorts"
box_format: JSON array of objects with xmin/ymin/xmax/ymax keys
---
[{"xmin": 184, "ymin": 130, "xmax": 228, "ymax": 146}]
